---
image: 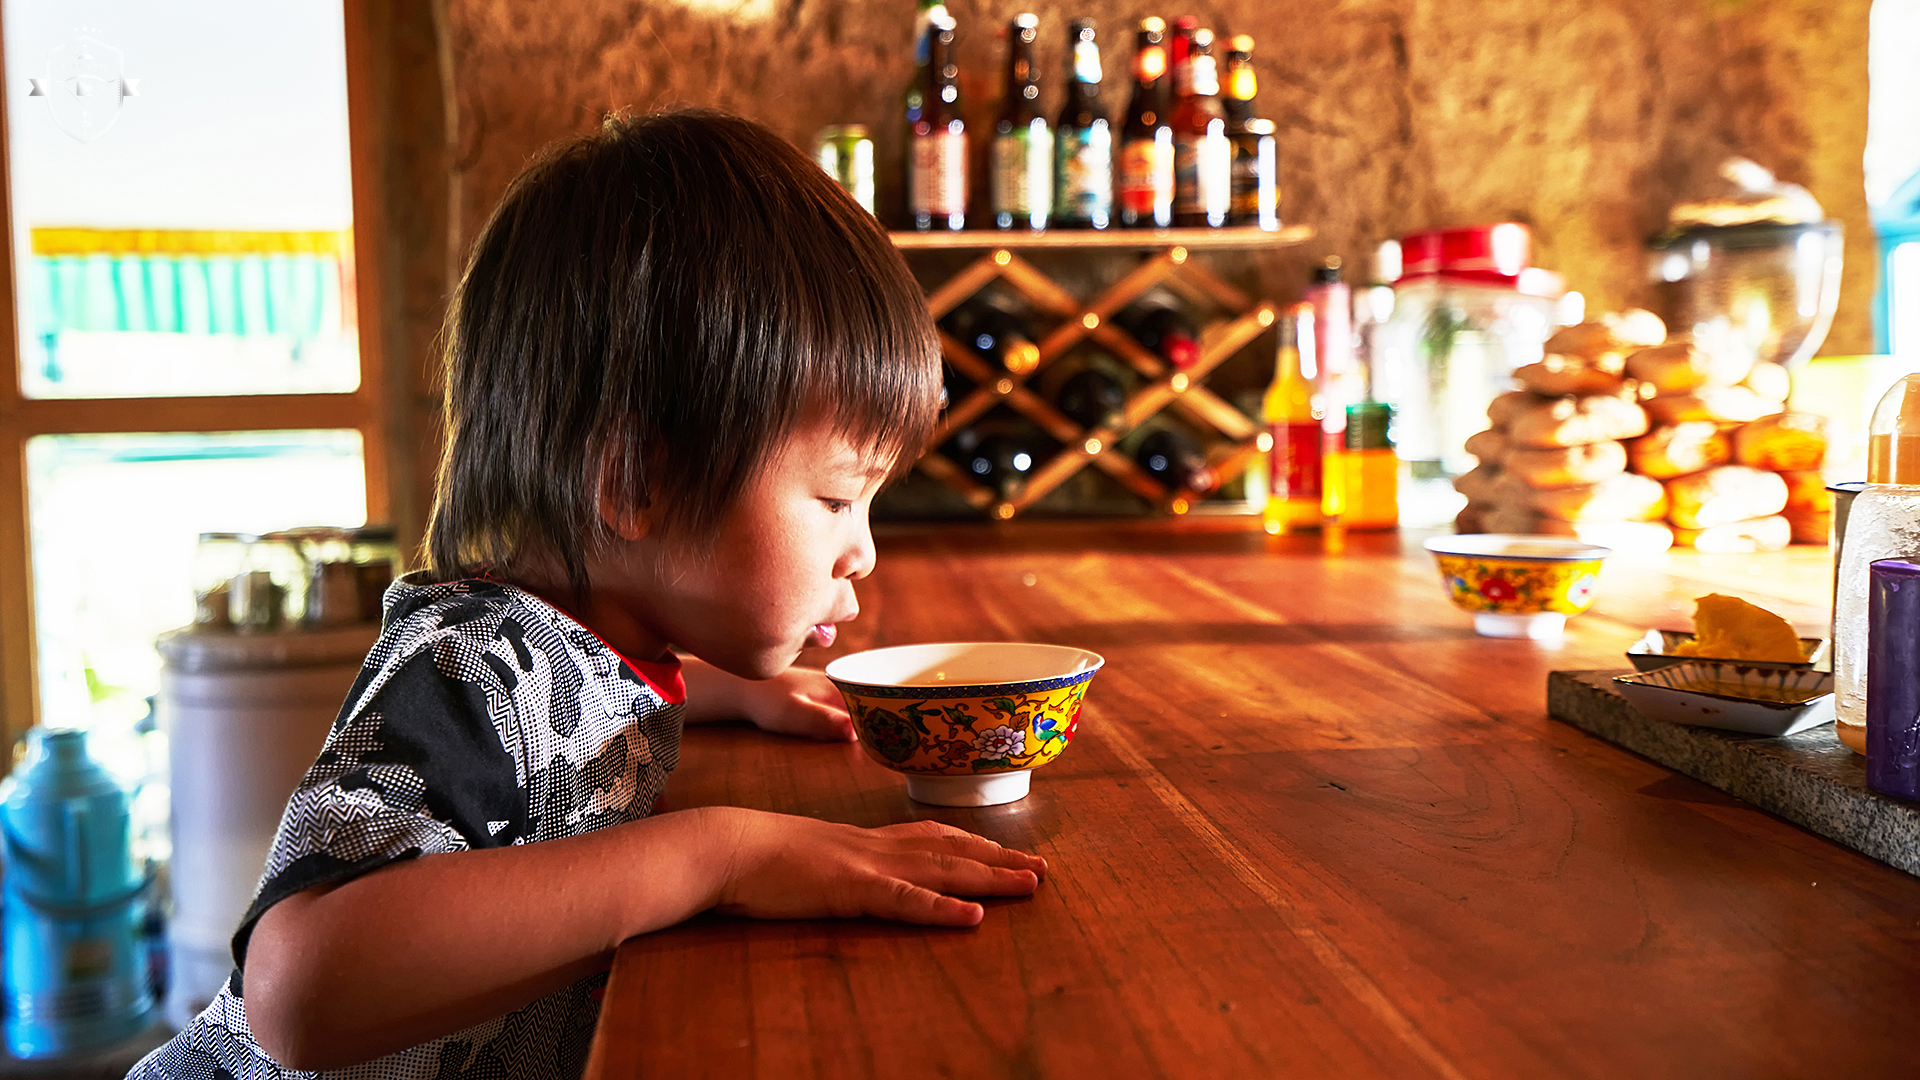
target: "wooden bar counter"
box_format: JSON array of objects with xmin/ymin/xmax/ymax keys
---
[{"xmin": 586, "ymin": 521, "xmax": 1920, "ymax": 1079}]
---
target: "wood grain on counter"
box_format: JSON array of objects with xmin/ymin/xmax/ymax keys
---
[{"xmin": 588, "ymin": 523, "xmax": 1917, "ymax": 1080}]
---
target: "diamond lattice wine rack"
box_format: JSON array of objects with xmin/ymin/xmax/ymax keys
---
[{"xmin": 893, "ymin": 225, "xmax": 1314, "ymax": 520}]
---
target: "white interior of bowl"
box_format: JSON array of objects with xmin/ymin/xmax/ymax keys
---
[
  {"xmin": 1424, "ymin": 533, "xmax": 1612, "ymax": 561},
  {"xmin": 826, "ymin": 642, "xmax": 1103, "ymax": 687}
]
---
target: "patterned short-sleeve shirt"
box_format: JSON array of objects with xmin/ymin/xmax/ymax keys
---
[{"xmin": 132, "ymin": 575, "xmax": 686, "ymax": 1079}]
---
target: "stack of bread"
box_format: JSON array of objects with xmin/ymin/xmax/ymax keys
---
[
  {"xmin": 1453, "ymin": 311, "xmax": 1671, "ymax": 550},
  {"xmin": 1456, "ymin": 308, "xmax": 1833, "ymax": 553}
]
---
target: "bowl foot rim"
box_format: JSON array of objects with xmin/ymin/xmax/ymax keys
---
[
  {"xmin": 1474, "ymin": 612, "xmax": 1568, "ymax": 639},
  {"xmin": 904, "ymin": 771, "xmax": 1033, "ymax": 807}
]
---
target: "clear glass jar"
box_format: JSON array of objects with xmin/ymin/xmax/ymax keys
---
[
  {"xmin": 231, "ymin": 533, "xmax": 305, "ymax": 632},
  {"xmin": 190, "ymin": 533, "xmax": 248, "ymax": 629},
  {"xmin": 288, "ymin": 527, "xmax": 357, "ymax": 627},
  {"xmin": 1374, "ymin": 273, "xmax": 1557, "ymax": 526}
]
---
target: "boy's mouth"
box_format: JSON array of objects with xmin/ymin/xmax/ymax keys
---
[{"xmin": 806, "ymin": 623, "xmax": 837, "ymax": 649}]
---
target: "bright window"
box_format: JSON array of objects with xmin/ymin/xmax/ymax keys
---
[{"xmin": 0, "ymin": 0, "xmax": 386, "ymax": 748}]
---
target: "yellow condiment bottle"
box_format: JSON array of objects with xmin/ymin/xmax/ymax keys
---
[
  {"xmin": 1338, "ymin": 402, "xmax": 1399, "ymax": 530},
  {"xmin": 1261, "ymin": 308, "xmax": 1321, "ymax": 534}
]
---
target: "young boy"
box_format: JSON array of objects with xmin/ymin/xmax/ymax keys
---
[{"xmin": 133, "ymin": 110, "xmax": 1047, "ymax": 1077}]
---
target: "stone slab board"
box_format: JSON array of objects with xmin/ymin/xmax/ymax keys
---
[{"xmin": 1547, "ymin": 669, "xmax": 1920, "ymax": 877}]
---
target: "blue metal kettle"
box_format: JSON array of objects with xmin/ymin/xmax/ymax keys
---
[{"xmin": 0, "ymin": 727, "xmax": 153, "ymax": 1057}]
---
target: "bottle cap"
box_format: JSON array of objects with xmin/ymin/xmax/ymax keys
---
[
  {"xmin": 1868, "ymin": 373, "xmax": 1920, "ymax": 484},
  {"xmin": 1313, "ymin": 256, "xmax": 1343, "ymax": 284}
]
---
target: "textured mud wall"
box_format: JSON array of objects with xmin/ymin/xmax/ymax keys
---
[{"xmin": 441, "ymin": 0, "xmax": 1873, "ymax": 353}]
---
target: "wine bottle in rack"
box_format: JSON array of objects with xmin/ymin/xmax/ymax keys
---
[
  {"xmin": 1044, "ymin": 349, "xmax": 1128, "ymax": 428},
  {"xmin": 1040, "ymin": 352, "xmax": 1129, "ymax": 431},
  {"xmin": 1117, "ymin": 300, "xmax": 1201, "ymax": 370},
  {"xmin": 943, "ymin": 297, "xmax": 1041, "ymax": 375},
  {"xmin": 1134, "ymin": 426, "xmax": 1217, "ymax": 494},
  {"xmin": 953, "ymin": 415, "xmax": 1052, "ymax": 499}
]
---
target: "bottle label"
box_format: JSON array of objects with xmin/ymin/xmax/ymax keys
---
[
  {"xmin": 1054, "ymin": 122, "xmax": 1113, "ymax": 224},
  {"xmin": 912, "ymin": 129, "xmax": 968, "ymax": 217},
  {"xmin": 1270, "ymin": 421, "xmax": 1321, "ymax": 500},
  {"xmin": 991, "ymin": 126, "xmax": 1053, "ymax": 223},
  {"xmin": 1117, "ymin": 136, "xmax": 1173, "ymax": 218},
  {"xmin": 1173, "ymin": 126, "xmax": 1232, "ymax": 223}
]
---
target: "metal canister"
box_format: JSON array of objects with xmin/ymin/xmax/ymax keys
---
[{"xmin": 815, "ymin": 125, "xmax": 876, "ymax": 215}]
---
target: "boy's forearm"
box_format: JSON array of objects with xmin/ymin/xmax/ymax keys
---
[{"xmin": 245, "ymin": 805, "xmax": 743, "ymax": 1069}]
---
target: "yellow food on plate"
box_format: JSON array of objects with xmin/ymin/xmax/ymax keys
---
[{"xmin": 1672, "ymin": 593, "xmax": 1806, "ymax": 662}]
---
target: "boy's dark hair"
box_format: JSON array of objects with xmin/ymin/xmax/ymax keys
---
[{"xmin": 426, "ymin": 109, "xmax": 939, "ymax": 596}]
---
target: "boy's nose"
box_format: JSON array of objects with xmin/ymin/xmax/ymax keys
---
[{"xmin": 841, "ymin": 521, "xmax": 877, "ymax": 581}]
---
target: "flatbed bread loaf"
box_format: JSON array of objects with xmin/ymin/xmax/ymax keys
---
[
  {"xmin": 1504, "ymin": 441, "xmax": 1628, "ymax": 488},
  {"xmin": 1664, "ymin": 465, "xmax": 1789, "ymax": 530},
  {"xmin": 1625, "ymin": 422, "xmax": 1732, "ymax": 479},
  {"xmin": 1526, "ymin": 471, "xmax": 1668, "ymax": 522},
  {"xmin": 1673, "ymin": 515, "xmax": 1793, "ymax": 554},
  {"xmin": 1514, "ymin": 354, "xmax": 1627, "ymax": 396},
  {"xmin": 1643, "ymin": 387, "xmax": 1784, "ymax": 426},
  {"xmin": 1506, "ymin": 393, "xmax": 1649, "ymax": 449},
  {"xmin": 1463, "ymin": 427, "xmax": 1509, "ymax": 465},
  {"xmin": 1733, "ymin": 412, "xmax": 1829, "ymax": 472}
]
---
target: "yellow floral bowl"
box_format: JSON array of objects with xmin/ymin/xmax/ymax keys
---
[
  {"xmin": 825, "ymin": 642, "xmax": 1104, "ymax": 806},
  {"xmin": 1422, "ymin": 534, "xmax": 1612, "ymax": 640}
]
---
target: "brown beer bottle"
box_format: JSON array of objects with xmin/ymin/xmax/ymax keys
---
[
  {"xmin": 1115, "ymin": 18, "xmax": 1172, "ymax": 229},
  {"xmin": 1224, "ymin": 35, "xmax": 1279, "ymax": 229},
  {"xmin": 1170, "ymin": 27, "xmax": 1230, "ymax": 227},
  {"xmin": 911, "ymin": 15, "xmax": 967, "ymax": 231},
  {"xmin": 991, "ymin": 13, "xmax": 1051, "ymax": 230}
]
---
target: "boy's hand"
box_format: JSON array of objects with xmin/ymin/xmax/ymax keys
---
[
  {"xmin": 711, "ymin": 811, "xmax": 1047, "ymax": 927},
  {"xmin": 738, "ymin": 666, "xmax": 857, "ymax": 742}
]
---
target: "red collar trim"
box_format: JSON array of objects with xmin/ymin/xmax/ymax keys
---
[{"xmin": 473, "ymin": 575, "xmax": 688, "ymax": 705}]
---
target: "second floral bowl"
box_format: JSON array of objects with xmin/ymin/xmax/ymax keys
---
[
  {"xmin": 824, "ymin": 642, "xmax": 1104, "ymax": 807},
  {"xmin": 1424, "ymin": 534, "xmax": 1613, "ymax": 640}
]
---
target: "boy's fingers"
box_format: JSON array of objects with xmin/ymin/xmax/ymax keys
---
[
  {"xmin": 925, "ymin": 831, "xmax": 1049, "ymax": 877},
  {"xmin": 868, "ymin": 879, "xmax": 984, "ymax": 927},
  {"xmin": 898, "ymin": 852, "xmax": 1041, "ymax": 898}
]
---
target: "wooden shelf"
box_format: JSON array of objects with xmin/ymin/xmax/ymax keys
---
[
  {"xmin": 890, "ymin": 224, "xmax": 1312, "ymax": 252},
  {"xmin": 898, "ymin": 230, "xmax": 1306, "ymax": 520}
]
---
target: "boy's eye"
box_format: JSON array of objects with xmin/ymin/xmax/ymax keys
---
[{"xmin": 820, "ymin": 498, "xmax": 853, "ymax": 514}]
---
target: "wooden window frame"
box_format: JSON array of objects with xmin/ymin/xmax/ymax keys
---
[{"xmin": 0, "ymin": 6, "xmax": 392, "ymax": 751}]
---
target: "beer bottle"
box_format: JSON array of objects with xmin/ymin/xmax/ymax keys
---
[
  {"xmin": 992, "ymin": 14, "xmax": 1051, "ymax": 231},
  {"xmin": 1052, "ymin": 19, "xmax": 1112, "ymax": 230},
  {"xmin": 1223, "ymin": 35, "xmax": 1279, "ymax": 230},
  {"xmin": 911, "ymin": 15, "xmax": 967, "ymax": 231},
  {"xmin": 1171, "ymin": 27, "xmax": 1231, "ymax": 228},
  {"xmin": 1115, "ymin": 18, "xmax": 1173, "ymax": 229}
]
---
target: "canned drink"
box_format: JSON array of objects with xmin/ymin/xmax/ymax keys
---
[{"xmin": 815, "ymin": 125, "xmax": 876, "ymax": 215}]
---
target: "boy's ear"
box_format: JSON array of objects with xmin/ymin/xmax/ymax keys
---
[
  {"xmin": 598, "ymin": 494, "xmax": 650, "ymax": 541},
  {"xmin": 597, "ymin": 449, "xmax": 651, "ymax": 541}
]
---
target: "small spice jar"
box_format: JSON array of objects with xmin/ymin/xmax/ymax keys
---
[{"xmin": 231, "ymin": 534, "xmax": 304, "ymax": 632}]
